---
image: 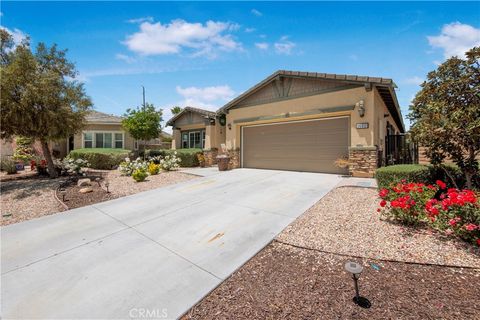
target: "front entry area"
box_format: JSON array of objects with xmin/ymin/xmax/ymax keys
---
[{"xmin": 241, "ymin": 117, "xmax": 349, "ymax": 174}]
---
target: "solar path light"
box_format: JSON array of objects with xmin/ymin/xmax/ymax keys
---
[{"xmin": 344, "ymin": 261, "xmax": 371, "ymax": 308}]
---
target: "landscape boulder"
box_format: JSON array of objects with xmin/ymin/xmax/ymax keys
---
[{"xmin": 77, "ymin": 178, "xmax": 91, "ymax": 187}]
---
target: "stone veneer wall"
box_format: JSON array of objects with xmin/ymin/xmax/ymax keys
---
[
  {"xmin": 227, "ymin": 149, "xmax": 240, "ymax": 170},
  {"xmin": 203, "ymin": 148, "xmax": 218, "ymax": 166},
  {"xmin": 348, "ymin": 146, "xmax": 378, "ymax": 178}
]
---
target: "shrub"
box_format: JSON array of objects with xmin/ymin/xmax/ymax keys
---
[
  {"xmin": 119, "ymin": 158, "xmax": 147, "ymax": 176},
  {"xmin": 61, "ymin": 157, "xmax": 89, "ymax": 175},
  {"xmin": 1, "ymin": 157, "xmax": 17, "ymax": 174},
  {"xmin": 69, "ymin": 148, "xmax": 130, "ymax": 170},
  {"xmin": 375, "ymin": 165, "xmax": 431, "ymax": 190},
  {"xmin": 426, "ymin": 188, "xmax": 480, "ymax": 245},
  {"xmin": 13, "ymin": 136, "xmax": 35, "ymax": 162},
  {"xmin": 142, "ymin": 148, "xmax": 202, "ymax": 167},
  {"xmin": 148, "ymin": 162, "xmax": 160, "ymax": 175},
  {"xmin": 160, "ymin": 152, "xmax": 181, "ymax": 171},
  {"xmin": 378, "ymin": 181, "xmax": 438, "ymax": 225},
  {"xmin": 132, "ymin": 168, "xmax": 148, "ymax": 182}
]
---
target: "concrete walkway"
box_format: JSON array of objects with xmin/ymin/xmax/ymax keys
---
[{"xmin": 1, "ymin": 169, "xmax": 342, "ymax": 319}]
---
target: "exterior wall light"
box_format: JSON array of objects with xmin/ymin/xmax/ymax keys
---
[
  {"xmin": 344, "ymin": 261, "xmax": 371, "ymax": 308},
  {"xmin": 357, "ymin": 100, "xmax": 365, "ymax": 117},
  {"xmin": 228, "ymin": 123, "xmax": 232, "ymax": 130}
]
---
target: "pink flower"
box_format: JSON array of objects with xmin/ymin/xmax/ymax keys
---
[
  {"xmin": 465, "ymin": 224, "xmax": 477, "ymax": 231},
  {"xmin": 379, "ymin": 189, "xmax": 389, "ymax": 198},
  {"xmin": 448, "ymin": 219, "xmax": 458, "ymax": 226}
]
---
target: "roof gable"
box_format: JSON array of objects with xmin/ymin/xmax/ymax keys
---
[
  {"xmin": 166, "ymin": 107, "xmax": 216, "ymax": 127},
  {"xmin": 86, "ymin": 110, "xmax": 122, "ymax": 124},
  {"xmin": 219, "ymin": 70, "xmax": 404, "ymax": 132}
]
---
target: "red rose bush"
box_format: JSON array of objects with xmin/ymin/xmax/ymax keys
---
[{"xmin": 378, "ymin": 180, "xmax": 480, "ymax": 245}]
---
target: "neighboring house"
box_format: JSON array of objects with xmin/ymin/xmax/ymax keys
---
[
  {"xmin": 70, "ymin": 110, "xmax": 135, "ymax": 154},
  {"xmin": 168, "ymin": 70, "xmax": 405, "ymax": 177},
  {"xmin": 1, "ymin": 110, "xmax": 169, "ymax": 159}
]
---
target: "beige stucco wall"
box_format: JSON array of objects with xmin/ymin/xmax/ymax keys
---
[
  {"xmin": 73, "ymin": 124, "xmax": 135, "ymax": 150},
  {"xmin": 170, "ymin": 113, "xmax": 225, "ymax": 150},
  {"xmin": 225, "ymin": 86, "xmax": 376, "ymax": 150}
]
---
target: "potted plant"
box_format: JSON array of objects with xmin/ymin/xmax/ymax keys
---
[
  {"xmin": 216, "ymin": 154, "xmax": 230, "ymax": 171},
  {"xmin": 197, "ymin": 153, "xmax": 206, "ymax": 167}
]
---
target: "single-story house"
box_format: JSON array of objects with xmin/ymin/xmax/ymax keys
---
[
  {"xmin": 168, "ymin": 70, "xmax": 405, "ymax": 177},
  {"xmin": 1, "ymin": 110, "xmax": 170, "ymax": 159}
]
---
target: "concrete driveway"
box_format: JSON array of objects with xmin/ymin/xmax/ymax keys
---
[{"xmin": 1, "ymin": 168, "xmax": 342, "ymax": 319}]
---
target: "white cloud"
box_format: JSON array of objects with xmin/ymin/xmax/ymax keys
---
[
  {"xmin": 255, "ymin": 42, "xmax": 269, "ymax": 50},
  {"xmin": 427, "ymin": 22, "xmax": 480, "ymax": 58},
  {"xmin": 251, "ymin": 9, "xmax": 262, "ymax": 17},
  {"xmin": 245, "ymin": 27, "xmax": 256, "ymax": 33},
  {"xmin": 176, "ymin": 85, "xmax": 235, "ymax": 110},
  {"xmin": 115, "ymin": 53, "xmax": 137, "ymax": 64},
  {"xmin": 404, "ymin": 76, "xmax": 424, "ymax": 85},
  {"xmin": 126, "ymin": 16, "xmax": 154, "ymax": 24},
  {"xmin": 1, "ymin": 27, "xmax": 27, "ymax": 47},
  {"xmin": 124, "ymin": 19, "xmax": 242, "ymax": 58},
  {"xmin": 274, "ymin": 36, "xmax": 296, "ymax": 55}
]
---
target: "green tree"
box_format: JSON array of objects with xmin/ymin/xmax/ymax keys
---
[
  {"xmin": 0, "ymin": 30, "xmax": 92, "ymax": 177},
  {"xmin": 170, "ymin": 106, "xmax": 183, "ymax": 115},
  {"xmin": 409, "ymin": 47, "xmax": 480, "ymax": 188},
  {"xmin": 122, "ymin": 103, "xmax": 163, "ymax": 155},
  {"xmin": 13, "ymin": 136, "xmax": 35, "ymax": 162}
]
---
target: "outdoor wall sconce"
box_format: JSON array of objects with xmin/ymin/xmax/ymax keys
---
[
  {"xmin": 104, "ymin": 181, "xmax": 110, "ymax": 193},
  {"xmin": 228, "ymin": 123, "xmax": 232, "ymax": 130},
  {"xmin": 344, "ymin": 261, "xmax": 371, "ymax": 308},
  {"xmin": 357, "ymin": 100, "xmax": 365, "ymax": 118}
]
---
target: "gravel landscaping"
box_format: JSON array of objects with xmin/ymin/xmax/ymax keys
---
[
  {"xmin": 184, "ymin": 242, "xmax": 480, "ymax": 320},
  {"xmin": 277, "ymin": 186, "xmax": 480, "ymax": 268},
  {"xmin": 1, "ymin": 177, "xmax": 68, "ymax": 225},
  {"xmin": 1, "ymin": 170, "xmax": 196, "ymax": 226}
]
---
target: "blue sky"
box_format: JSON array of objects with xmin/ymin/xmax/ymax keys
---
[{"xmin": 2, "ymin": 1, "xmax": 480, "ymax": 130}]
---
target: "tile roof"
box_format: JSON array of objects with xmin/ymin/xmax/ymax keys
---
[{"xmin": 85, "ymin": 110, "xmax": 123, "ymax": 124}]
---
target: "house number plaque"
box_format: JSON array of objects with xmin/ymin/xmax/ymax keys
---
[{"xmin": 356, "ymin": 122, "xmax": 369, "ymax": 129}]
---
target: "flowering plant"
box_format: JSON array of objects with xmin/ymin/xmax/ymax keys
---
[
  {"xmin": 148, "ymin": 162, "xmax": 160, "ymax": 175},
  {"xmin": 132, "ymin": 168, "xmax": 148, "ymax": 182},
  {"xmin": 160, "ymin": 152, "xmax": 181, "ymax": 171},
  {"xmin": 61, "ymin": 157, "xmax": 90, "ymax": 175},
  {"xmin": 378, "ymin": 179, "xmax": 480, "ymax": 245},
  {"xmin": 119, "ymin": 157, "xmax": 148, "ymax": 176},
  {"xmin": 378, "ymin": 180, "xmax": 437, "ymax": 225}
]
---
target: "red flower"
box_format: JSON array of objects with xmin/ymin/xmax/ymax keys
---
[
  {"xmin": 380, "ymin": 200, "xmax": 387, "ymax": 207},
  {"xmin": 477, "ymin": 239, "xmax": 480, "ymax": 247},
  {"xmin": 465, "ymin": 224, "xmax": 477, "ymax": 231},
  {"xmin": 379, "ymin": 189, "xmax": 389, "ymax": 198},
  {"xmin": 377, "ymin": 208, "xmax": 381, "ymax": 213},
  {"xmin": 448, "ymin": 219, "xmax": 458, "ymax": 226},
  {"xmin": 436, "ymin": 180, "xmax": 447, "ymax": 189}
]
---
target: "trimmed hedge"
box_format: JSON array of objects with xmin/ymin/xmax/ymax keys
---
[
  {"xmin": 375, "ymin": 164, "xmax": 476, "ymax": 190},
  {"xmin": 375, "ymin": 165, "xmax": 431, "ymax": 190},
  {"xmin": 143, "ymin": 148, "xmax": 203, "ymax": 167},
  {"xmin": 69, "ymin": 148, "xmax": 131, "ymax": 170}
]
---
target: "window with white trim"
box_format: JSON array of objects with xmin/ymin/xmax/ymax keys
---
[
  {"xmin": 83, "ymin": 132, "xmax": 124, "ymax": 149},
  {"xmin": 83, "ymin": 132, "xmax": 93, "ymax": 148}
]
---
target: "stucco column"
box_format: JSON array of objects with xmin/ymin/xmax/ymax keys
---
[
  {"xmin": 172, "ymin": 129, "xmax": 181, "ymax": 149},
  {"xmin": 204, "ymin": 125, "xmax": 213, "ymax": 150}
]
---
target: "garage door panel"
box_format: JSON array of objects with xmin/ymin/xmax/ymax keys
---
[{"xmin": 242, "ymin": 117, "xmax": 349, "ymax": 174}]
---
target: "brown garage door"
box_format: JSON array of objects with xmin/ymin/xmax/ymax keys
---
[{"xmin": 242, "ymin": 117, "xmax": 349, "ymax": 174}]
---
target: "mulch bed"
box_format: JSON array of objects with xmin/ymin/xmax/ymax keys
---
[
  {"xmin": 61, "ymin": 180, "xmax": 115, "ymax": 210},
  {"xmin": 183, "ymin": 241, "xmax": 480, "ymax": 320},
  {"xmin": 277, "ymin": 187, "xmax": 480, "ymax": 268}
]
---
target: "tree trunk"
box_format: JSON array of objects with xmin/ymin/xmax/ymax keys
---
[
  {"xmin": 40, "ymin": 140, "xmax": 58, "ymax": 178},
  {"xmin": 465, "ymin": 171, "xmax": 473, "ymax": 190}
]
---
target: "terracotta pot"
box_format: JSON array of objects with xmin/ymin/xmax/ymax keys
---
[{"xmin": 216, "ymin": 156, "xmax": 230, "ymax": 171}]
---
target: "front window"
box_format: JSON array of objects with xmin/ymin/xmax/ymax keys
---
[
  {"xmin": 83, "ymin": 132, "xmax": 93, "ymax": 148},
  {"xmin": 181, "ymin": 130, "xmax": 205, "ymax": 149},
  {"xmin": 83, "ymin": 132, "xmax": 124, "ymax": 149}
]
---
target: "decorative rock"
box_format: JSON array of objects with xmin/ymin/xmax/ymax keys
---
[
  {"xmin": 77, "ymin": 178, "xmax": 91, "ymax": 187},
  {"xmin": 79, "ymin": 187, "xmax": 93, "ymax": 194}
]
